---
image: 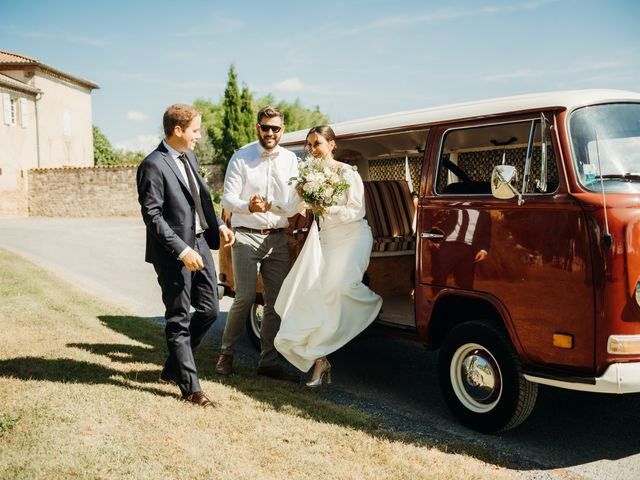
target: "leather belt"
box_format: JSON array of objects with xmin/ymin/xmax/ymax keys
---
[{"xmin": 235, "ymin": 227, "xmax": 285, "ymax": 235}]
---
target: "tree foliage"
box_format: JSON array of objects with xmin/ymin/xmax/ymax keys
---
[
  {"xmin": 92, "ymin": 125, "xmax": 145, "ymax": 165},
  {"xmin": 239, "ymin": 84, "xmax": 255, "ymax": 146},
  {"xmin": 113, "ymin": 150, "xmax": 145, "ymax": 164},
  {"xmin": 217, "ymin": 65, "xmax": 249, "ymax": 169},
  {"xmin": 92, "ymin": 125, "xmax": 116, "ymax": 165},
  {"xmin": 193, "ymin": 64, "xmax": 330, "ymax": 171}
]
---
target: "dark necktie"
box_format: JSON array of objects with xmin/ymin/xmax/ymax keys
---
[
  {"xmin": 456, "ymin": 209, "xmax": 469, "ymax": 243},
  {"xmin": 178, "ymin": 153, "xmax": 209, "ymax": 230}
]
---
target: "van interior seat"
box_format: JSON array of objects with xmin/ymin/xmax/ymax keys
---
[{"xmin": 363, "ymin": 180, "xmax": 416, "ymax": 256}]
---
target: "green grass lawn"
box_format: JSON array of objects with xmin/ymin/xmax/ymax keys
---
[{"xmin": 0, "ymin": 247, "xmax": 516, "ymax": 480}]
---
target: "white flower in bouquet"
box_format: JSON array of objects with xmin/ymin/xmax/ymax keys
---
[{"xmin": 289, "ymin": 155, "xmax": 351, "ymax": 220}]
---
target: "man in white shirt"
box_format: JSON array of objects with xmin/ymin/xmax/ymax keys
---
[{"xmin": 216, "ymin": 106, "xmax": 301, "ymax": 382}]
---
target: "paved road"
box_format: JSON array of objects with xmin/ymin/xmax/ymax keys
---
[{"xmin": 1, "ymin": 217, "xmax": 639, "ymax": 480}]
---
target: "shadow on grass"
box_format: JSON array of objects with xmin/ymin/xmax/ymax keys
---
[
  {"xmin": 68, "ymin": 314, "xmax": 640, "ymax": 474},
  {"xmin": 88, "ymin": 315, "xmax": 387, "ymax": 432},
  {"xmin": 0, "ymin": 315, "xmax": 176, "ymax": 400},
  {"xmin": 0, "ymin": 357, "xmax": 173, "ymax": 398},
  {"xmin": 63, "ymin": 314, "xmax": 515, "ymax": 468}
]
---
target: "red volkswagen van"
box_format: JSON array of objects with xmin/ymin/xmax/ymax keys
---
[{"xmin": 218, "ymin": 90, "xmax": 640, "ymax": 432}]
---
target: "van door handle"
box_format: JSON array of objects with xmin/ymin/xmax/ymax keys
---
[{"xmin": 421, "ymin": 231, "xmax": 445, "ymax": 240}]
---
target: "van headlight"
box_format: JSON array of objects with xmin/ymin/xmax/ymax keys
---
[
  {"xmin": 636, "ymin": 280, "xmax": 640, "ymax": 306},
  {"xmin": 608, "ymin": 335, "xmax": 640, "ymax": 354}
]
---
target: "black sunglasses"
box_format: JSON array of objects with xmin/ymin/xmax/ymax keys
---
[{"xmin": 259, "ymin": 124, "xmax": 282, "ymax": 133}]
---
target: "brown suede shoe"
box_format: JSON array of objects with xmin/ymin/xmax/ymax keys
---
[
  {"xmin": 257, "ymin": 364, "xmax": 300, "ymax": 383},
  {"xmin": 215, "ymin": 354, "xmax": 233, "ymax": 375},
  {"xmin": 183, "ymin": 391, "xmax": 218, "ymax": 408}
]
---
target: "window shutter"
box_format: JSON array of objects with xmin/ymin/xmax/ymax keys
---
[
  {"xmin": 63, "ymin": 109, "xmax": 71, "ymax": 135},
  {"xmin": 20, "ymin": 98, "xmax": 28, "ymax": 128},
  {"xmin": 2, "ymin": 93, "xmax": 11, "ymax": 125}
]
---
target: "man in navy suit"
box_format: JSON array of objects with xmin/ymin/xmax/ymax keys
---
[{"xmin": 137, "ymin": 104, "xmax": 234, "ymax": 407}]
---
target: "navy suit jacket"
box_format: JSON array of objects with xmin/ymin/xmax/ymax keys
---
[{"xmin": 136, "ymin": 142, "xmax": 223, "ymax": 265}]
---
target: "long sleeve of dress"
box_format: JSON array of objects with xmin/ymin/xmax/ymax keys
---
[{"xmin": 326, "ymin": 168, "xmax": 366, "ymax": 224}]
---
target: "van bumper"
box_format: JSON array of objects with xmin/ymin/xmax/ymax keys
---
[{"xmin": 524, "ymin": 362, "xmax": 640, "ymax": 394}]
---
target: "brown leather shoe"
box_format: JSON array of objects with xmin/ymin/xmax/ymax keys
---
[
  {"xmin": 159, "ymin": 367, "xmax": 177, "ymax": 385},
  {"xmin": 183, "ymin": 391, "xmax": 218, "ymax": 408},
  {"xmin": 257, "ymin": 364, "xmax": 300, "ymax": 383},
  {"xmin": 215, "ymin": 354, "xmax": 233, "ymax": 375}
]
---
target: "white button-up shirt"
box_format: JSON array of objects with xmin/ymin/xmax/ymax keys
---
[
  {"xmin": 222, "ymin": 142, "xmax": 302, "ymax": 229},
  {"xmin": 163, "ymin": 140, "xmax": 204, "ymax": 235}
]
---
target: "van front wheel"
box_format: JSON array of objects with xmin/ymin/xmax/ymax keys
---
[
  {"xmin": 245, "ymin": 303, "xmax": 263, "ymax": 350},
  {"xmin": 438, "ymin": 321, "xmax": 537, "ymax": 433}
]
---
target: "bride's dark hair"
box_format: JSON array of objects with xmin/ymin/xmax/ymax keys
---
[{"xmin": 306, "ymin": 125, "xmax": 336, "ymax": 144}]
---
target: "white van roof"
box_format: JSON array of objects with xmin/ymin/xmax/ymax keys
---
[{"xmin": 280, "ymin": 89, "xmax": 640, "ymax": 145}]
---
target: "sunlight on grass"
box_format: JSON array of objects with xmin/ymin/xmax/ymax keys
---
[{"xmin": 0, "ymin": 248, "xmax": 517, "ymax": 479}]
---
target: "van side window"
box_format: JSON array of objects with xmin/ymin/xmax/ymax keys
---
[{"xmin": 436, "ymin": 120, "xmax": 558, "ymax": 195}]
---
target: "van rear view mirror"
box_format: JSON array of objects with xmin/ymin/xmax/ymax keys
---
[{"xmin": 491, "ymin": 165, "xmax": 521, "ymax": 201}]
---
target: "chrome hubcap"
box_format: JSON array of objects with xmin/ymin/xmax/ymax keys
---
[{"xmin": 450, "ymin": 343, "xmax": 502, "ymax": 413}]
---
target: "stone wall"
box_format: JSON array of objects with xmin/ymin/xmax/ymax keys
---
[
  {"xmin": 28, "ymin": 165, "xmax": 139, "ymax": 217},
  {"xmin": 27, "ymin": 163, "xmax": 225, "ymax": 217}
]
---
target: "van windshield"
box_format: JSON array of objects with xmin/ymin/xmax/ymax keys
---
[{"xmin": 570, "ymin": 102, "xmax": 640, "ymax": 193}]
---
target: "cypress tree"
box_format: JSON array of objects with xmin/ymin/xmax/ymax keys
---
[
  {"xmin": 219, "ymin": 65, "xmax": 243, "ymax": 168},
  {"xmin": 239, "ymin": 83, "xmax": 255, "ymax": 147}
]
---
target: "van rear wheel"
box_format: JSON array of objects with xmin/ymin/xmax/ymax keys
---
[
  {"xmin": 245, "ymin": 303, "xmax": 263, "ymax": 349},
  {"xmin": 438, "ymin": 321, "xmax": 537, "ymax": 433}
]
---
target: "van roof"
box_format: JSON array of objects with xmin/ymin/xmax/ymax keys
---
[{"xmin": 280, "ymin": 89, "xmax": 640, "ymax": 145}]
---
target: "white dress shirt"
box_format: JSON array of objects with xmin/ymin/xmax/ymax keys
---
[
  {"xmin": 222, "ymin": 142, "xmax": 302, "ymax": 229},
  {"xmin": 163, "ymin": 140, "xmax": 204, "ymax": 235}
]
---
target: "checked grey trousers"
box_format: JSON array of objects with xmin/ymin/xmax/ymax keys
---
[{"xmin": 220, "ymin": 229, "xmax": 289, "ymax": 367}]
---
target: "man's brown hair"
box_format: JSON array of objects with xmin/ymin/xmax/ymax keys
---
[
  {"xmin": 163, "ymin": 104, "xmax": 200, "ymax": 137},
  {"xmin": 256, "ymin": 105, "xmax": 284, "ymax": 124}
]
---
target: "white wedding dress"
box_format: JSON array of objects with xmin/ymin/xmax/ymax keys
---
[{"xmin": 274, "ymin": 166, "xmax": 382, "ymax": 372}]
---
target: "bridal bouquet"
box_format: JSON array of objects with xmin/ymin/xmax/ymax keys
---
[{"xmin": 289, "ymin": 156, "xmax": 352, "ymax": 219}]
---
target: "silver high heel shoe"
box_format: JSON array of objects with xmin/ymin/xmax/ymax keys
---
[{"xmin": 305, "ymin": 358, "xmax": 332, "ymax": 387}]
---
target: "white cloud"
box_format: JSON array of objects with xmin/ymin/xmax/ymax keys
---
[
  {"xmin": 175, "ymin": 81, "xmax": 225, "ymax": 90},
  {"xmin": 332, "ymin": 0, "xmax": 562, "ymax": 37},
  {"xmin": 482, "ymin": 60, "xmax": 630, "ymax": 83},
  {"xmin": 127, "ymin": 111, "xmax": 149, "ymax": 121},
  {"xmin": 273, "ymin": 78, "xmax": 304, "ymax": 92},
  {"xmin": 4, "ymin": 25, "xmax": 109, "ymax": 46},
  {"xmin": 482, "ymin": 69, "xmax": 538, "ymax": 82},
  {"xmin": 114, "ymin": 134, "xmax": 161, "ymax": 153},
  {"xmin": 171, "ymin": 15, "xmax": 245, "ymax": 37}
]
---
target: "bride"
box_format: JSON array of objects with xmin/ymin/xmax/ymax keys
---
[{"xmin": 274, "ymin": 125, "xmax": 382, "ymax": 387}]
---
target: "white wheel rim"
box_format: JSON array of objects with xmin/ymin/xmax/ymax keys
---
[
  {"xmin": 250, "ymin": 304, "xmax": 263, "ymax": 338},
  {"xmin": 450, "ymin": 342, "xmax": 502, "ymax": 413}
]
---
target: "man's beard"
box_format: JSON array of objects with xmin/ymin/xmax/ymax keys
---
[{"xmin": 258, "ymin": 135, "xmax": 277, "ymax": 150}]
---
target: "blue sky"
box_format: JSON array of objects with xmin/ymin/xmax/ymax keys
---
[{"xmin": 1, "ymin": 0, "xmax": 639, "ymax": 152}]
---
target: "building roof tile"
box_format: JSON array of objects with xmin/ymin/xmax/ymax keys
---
[{"xmin": 0, "ymin": 50, "xmax": 99, "ymax": 90}]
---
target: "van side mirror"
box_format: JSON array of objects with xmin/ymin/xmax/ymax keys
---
[{"xmin": 491, "ymin": 165, "xmax": 522, "ymax": 203}]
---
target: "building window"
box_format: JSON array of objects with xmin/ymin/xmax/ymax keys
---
[
  {"xmin": 20, "ymin": 98, "xmax": 28, "ymax": 128},
  {"xmin": 2, "ymin": 93, "xmax": 17, "ymax": 126},
  {"xmin": 9, "ymin": 98, "xmax": 17, "ymax": 125}
]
